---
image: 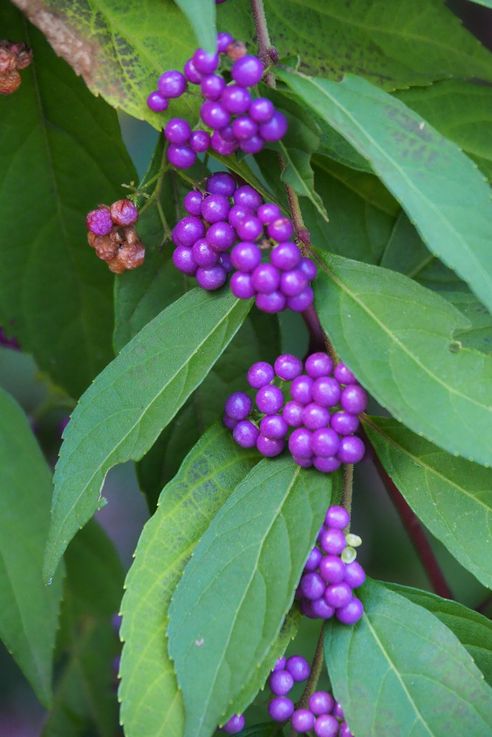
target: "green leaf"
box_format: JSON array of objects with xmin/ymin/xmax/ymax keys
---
[
  {"xmin": 13, "ymin": 0, "xmax": 198, "ymax": 127},
  {"xmin": 395, "ymin": 80, "xmax": 492, "ymax": 182},
  {"xmin": 45, "ymin": 289, "xmax": 251, "ymax": 580},
  {"xmin": 169, "ymin": 458, "xmax": 332, "ymax": 737},
  {"xmin": 325, "ymin": 579, "xmax": 492, "ymax": 737},
  {"xmin": 314, "ymin": 252, "xmax": 492, "ymax": 465},
  {"xmin": 279, "ymin": 144, "xmax": 329, "ymax": 222},
  {"xmin": 0, "ymin": 4, "xmax": 136, "ymax": 397},
  {"xmin": 386, "ymin": 582, "xmax": 492, "ymax": 685},
  {"xmin": 219, "ymin": 0, "xmax": 492, "ymax": 89},
  {"xmin": 363, "ymin": 415, "xmax": 492, "ymax": 588},
  {"xmin": 0, "ymin": 387, "xmax": 63, "ymax": 706},
  {"xmin": 120, "ymin": 424, "xmax": 258, "ymax": 737},
  {"xmin": 467, "ymin": 0, "xmax": 492, "ymax": 7},
  {"xmin": 278, "ymin": 70, "xmax": 492, "ymax": 315},
  {"xmin": 175, "ymin": 0, "xmax": 216, "ymax": 53}
]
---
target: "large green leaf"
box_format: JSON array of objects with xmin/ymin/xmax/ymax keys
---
[
  {"xmin": 0, "ymin": 3, "xmax": 136, "ymax": 397},
  {"xmin": 45, "ymin": 289, "xmax": 251, "ymax": 580},
  {"xmin": 169, "ymin": 458, "xmax": 332, "ymax": 737},
  {"xmin": 387, "ymin": 583, "xmax": 492, "ymax": 684},
  {"xmin": 175, "ymin": 0, "xmax": 216, "ymax": 53},
  {"xmin": 0, "ymin": 387, "xmax": 63, "ymax": 706},
  {"xmin": 325, "ymin": 579, "xmax": 492, "ymax": 737},
  {"xmin": 219, "ymin": 0, "xmax": 492, "ymax": 89},
  {"xmin": 120, "ymin": 425, "xmax": 258, "ymax": 737},
  {"xmin": 278, "ymin": 70, "xmax": 492, "ymax": 315},
  {"xmin": 364, "ymin": 416, "xmax": 492, "ymax": 587},
  {"xmin": 314, "ymin": 253, "xmax": 492, "ymax": 465}
]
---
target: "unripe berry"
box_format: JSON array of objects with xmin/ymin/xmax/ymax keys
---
[{"xmin": 110, "ymin": 199, "xmax": 139, "ymax": 227}]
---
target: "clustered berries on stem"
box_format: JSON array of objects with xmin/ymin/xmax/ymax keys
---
[
  {"xmin": 172, "ymin": 171, "xmax": 317, "ymax": 312},
  {"xmin": 297, "ymin": 505, "xmax": 366, "ymax": 624},
  {"xmin": 147, "ymin": 31, "xmax": 288, "ymax": 168},
  {"xmin": 0, "ymin": 40, "xmax": 32, "ymax": 95},
  {"xmin": 86, "ymin": 199, "xmax": 145, "ymax": 274},
  {"xmin": 224, "ymin": 352, "xmax": 367, "ymax": 470}
]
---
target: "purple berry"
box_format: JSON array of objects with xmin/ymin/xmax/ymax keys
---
[
  {"xmin": 257, "ymin": 203, "xmax": 282, "ymax": 224},
  {"xmin": 201, "ymin": 100, "xmax": 231, "ymax": 129},
  {"xmin": 286, "ymin": 655, "xmax": 310, "ymax": 682},
  {"xmin": 340, "ymin": 385, "xmax": 368, "ymax": 415},
  {"xmin": 173, "ymin": 216, "xmax": 205, "ymax": 247},
  {"xmin": 190, "ymin": 129, "xmax": 211, "ymax": 153},
  {"xmin": 304, "ymin": 546, "xmax": 322, "ymax": 572},
  {"xmin": 260, "ymin": 414, "xmax": 288, "ymax": 439},
  {"xmin": 314, "ymin": 714, "xmax": 339, "ymax": 737},
  {"xmin": 301, "ymin": 599, "xmax": 316, "ymax": 617},
  {"xmin": 192, "ymin": 238, "xmax": 218, "ymax": 267},
  {"xmin": 184, "ymin": 58, "xmax": 202, "ymax": 84},
  {"xmin": 325, "ymin": 505, "xmax": 350, "ymax": 530},
  {"xmin": 255, "ymin": 291, "xmax": 286, "ymax": 313},
  {"xmin": 235, "ymin": 215, "xmax": 263, "ymax": 241},
  {"xmin": 300, "ymin": 572, "xmax": 325, "ymax": 601},
  {"xmin": 183, "ymin": 190, "xmax": 203, "ymax": 216},
  {"xmin": 233, "ymin": 185, "xmax": 263, "ymax": 211},
  {"xmin": 330, "ymin": 411, "xmax": 360, "ymax": 436},
  {"xmin": 274, "ymin": 353, "xmax": 303, "ymax": 381},
  {"xmin": 196, "ymin": 265, "xmax": 227, "ymax": 291},
  {"xmin": 207, "ymin": 172, "xmax": 236, "ymax": 197},
  {"xmin": 260, "ymin": 111, "xmax": 288, "ymax": 141},
  {"xmin": 158, "ymin": 70, "xmax": 186, "ymax": 98},
  {"xmin": 337, "ymin": 436, "xmax": 365, "ymax": 464},
  {"xmin": 309, "ymin": 691, "xmax": 334, "ymax": 716},
  {"xmin": 240, "ymin": 136, "xmax": 264, "ymax": 154},
  {"xmin": 311, "ymin": 598, "xmax": 336, "ymax": 619},
  {"xmin": 147, "ymin": 91, "xmax": 169, "ymax": 112},
  {"xmin": 319, "ymin": 555, "xmax": 346, "ymax": 584},
  {"xmin": 231, "ymin": 242, "xmax": 261, "ymax": 271},
  {"xmin": 333, "ymin": 703, "xmax": 344, "ymax": 720},
  {"xmin": 313, "ymin": 456, "xmax": 341, "ymax": 473},
  {"xmin": 319, "ymin": 528, "xmax": 346, "ymax": 555},
  {"xmin": 271, "ymin": 242, "xmax": 301, "ymax": 271},
  {"xmin": 247, "ymin": 361, "xmax": 274, "ymax": 388},
  {"xmin": 312, "ymin": 377, "xmax": 341, "ymax": 407},
  {"xmin": 228, "ymin": 204, "xmax": 252, "ymax": 228},
  {"xmin": 232, "ymin": 115, "xmax": 258, "ymax": 140},
  {"xmin": 267, "ymin": 217, "xmax": 293, "ymax": 242},
  {"xmin": 249, "ymin": 97, "xmax": 275, "ymax": 123},
  {"xmin": 110, "ymin": 199, "xmax": 139, "ymax": 226},
  {"xmin": 288, "ymin": 428, "xmax": 313, "ymax": 458},
  {"xmin": 302, "ymin": 404, "xmax": 330, "ymax": 431},
  {"xmin": 230, "ymin": 272, "xmax": 255, "ymax": 299},
  {"xmin": 273, "ymin": 657, "xmax": 286, "ymax": 672},
  {"xmin": 201, "ymin": 194, "xmax": 230, "ymax": 223},
  {"xmin": 233, "ymin": 420, "xmax": 259, "ymax": 448},
  {"xmin": 311, "ymin": 427, "xmax": 339, "ymax": 456},
  {"xmin": 207, "ymin": 221, "xmax": 235, "ymax": 251},
  {"xmin": 172, "ymin": 246, "xmax": 197, "ymax": 275},
  {"xmin": 223, "ymin": 414, "xmax": 237, "ymax": 430},
  {"xmin": 86, "ymin": 207, "xmax": 113, "ymax": 236},
  {"xmin": 201, "ymin": 73, "xmax": 226, "ymax": 100},
  {"xmin": 305, "ymin": 352, "xmax": 333, "ymax": 379},
  {"xmin": 299, "ymin": 257, "xmax": 317, "ymax": 280},
  {"xmin": 287, "ymin": 286, "xmax": 314, "ymax": 312},
  {"xmin": 336, "ymin": 596, "xmax": 364, "ymax": 625},
  {"xmin": 217, "ymin": 32, "xmax": 235, "ymax": 53},
  {"xmin": 282, "ymin": 400, "xmax": 304, "ymax": 427},
  {"xmin": 165, "ymin": 118, "xmax": 191, "ymax": 144},
  {"xmin": 251, "ymin": 263, "xmax": 280, "ymax": 294},
  {"xmin": 211, "ymin": 129, "xmax": 239, "ymax": 155},
  {"xmin": 293, "ymin": 456, "xmax": 313, "ymax": 469},
  {"xmin": 225, "ymin": 391, "xmax": 252, "ymax": 420},
  {"xmin": 193, "ymin": 48, "xmax": 219, "ymax": 74},
  {"xmin": 334, "ymin": 362, "xmax": 357, "ymax": 385},
  {"xmin": 219, "ymin": 252, "xmax": 232, "ymax": 273},
  {"xmin": 339, "ymin": 722, "xmax": 353, "ymax": 737},
  {"xmin": 167, "ymin": 144, "xmax": 196, "ymax": 169},
  {"xmin": 257, "ymin": 434, "xmax": 284, "ymax": 457},
  {"xmin": 232, "ymin": 55, "xmax": 264, "ymax": 86},
  {"xmin": 269, "ymin": 696, "xmax": 294, "ymax": 722},
  {"xmin": 280, "ymin": 269, "xmax": 308, "ymax": 297},
  {"xmin": 291, "ymin": 709, "xmax": 315, "ymax": 733},
  {"xmin": 324, "ymin": 582, "xmax": 352, "ymax": 609},
  {"xmin": 344, "ymin": 561, "xmax": 366, "ymax": 589},
  {"xmin": 269, "ymin": 669, "xmax": 294, "ymax": 696},
  {"xmin": 290, "ymin": 375, "xmax": 313, "ymax": 405},
  {"xmin": 221, "ymin": 84, "xmax": 252, "ymax": 114},
  {"xmin": 223, "ymin": 714, "xmax": 245, "ymax": 734},
  {"xmin": 256, "ymin": 384, "xmax": 284, "ymax": 414}
]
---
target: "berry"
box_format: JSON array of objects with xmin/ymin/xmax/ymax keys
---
[
  {"xmin": 196, "ymin": 265, "xmax": 227, "ymax": 291},
  {"xmin": 290, "ymin": 375, "xmax": 314, "ymax": 405},
  {"xmin": 257, "ymin": 203, "xmax": 282, "ymax": 224},
  {"xmin": 325, "ymin": 505, "xmax": 350, "ymax": 530},
  {"xmin": 299, "ymin": 257, "xmax": 317, "ymax": 280},
  {"xmin": 255, "ymin": 291, "xmax": 286, "ymax": 313},
  {"xmin": 273, "ymin": 657, "xmax": 287, "ymax": 671},
  {"xmin": 221, "ymin": 84, "xmax": 252, "ymax": 114},
  {"xmin": 288, "ymin": 428, "xmax": 313, "ymax": 458},
  {"xmin": 225, "ymin": 392, "xmax": 252, "ymax": 420},
  {"xmin": 282, "ymin": 400, "xmax": 304, "ymax": 427},
  {"xmin": 271, "ymin": 242, "xmax": 301, "ymax": 271},
  {"xmin": 184, "ymin": 58, "xmax": 202, "ymax": 84},
  {"xmin": 165, "ymin": 118, "xmax": 192, "ymax": 144},
  {"xmin": 305, "ymin": 352, "xmax": 333, "ymax": 379},
  {"xmin": 223, "ymin": 414, "xmax": 237, "ymax": 430},
  {"xmin": 269, "ymin": 696, "xmax": 294, "ymax": 722},
  {"xmin": 191, "ymin": 239, "xmax": 217, "ymax": 267},
  {"xmin": 190, "ymin": 129, "xmax": 211, "ymax": 153},
  {"xmin": 207, "ymin": 172, "xmax": 236, "ymax": 197},
  {"xmin": 343, "ymin": 561, "xmax": 366, "ymax": 589},
  {"xmin": 211, "ymin": 131, "xmax": 239, "ymax": 155},
  {"xmin": 324, "ymin": 582, "xmax": 353, "ymax": 609},
  {"xmin": 304, "ymin": 546, "xmax": 322, "ymax": 572},
  {"xmin": 228, "ymin": 204, "xmax": 252, "ymax": 228},
  {"xmin": 260, "ymin": 414, "xmax": 288, "ymax": 439},
  {"xmin": 337, "ymin": 436, "xmax": 365, "ymax": 464},
  {"xmin": 240, "ymin": 135, "xmax": 264, "ymax": 154},
  {"xmin": 231, "ymin": 55, "xmax": 264, "ymax": 86},
  {"xmin": 201, "ymin": 100, "xmax": 231, "ymax": 129},
  {"xmin": 319, "ymin": 528, "xmax": 346, "ymax": 556},
  {"xmin": 274, "ymin": 354, "xmax": 303, "ymax": 381},
  {"xmin": 311, "ymin": 428, "xmax": 340, "ymax": 457},
  {"xmin": 217, "ymin": 32, "xmax": 235, "ymax": 53},
  {"xmin": 235, "ymin": 214, "xmax": 263, "ymax": 241},
  {"xmin": 167, "ymin": 144, "xmax": 196, "ymax": 169},
  {"xmin": 314, "ymin": 714, "xmax": 339, "ymax": 737},
  {"xmin": 230, "ymin": 272, "xmax": 255, "ymax": 299},
  {"xmin": 267, "ymin": 217, "xmax": 294, "ymax": 242},
  {"xmin": 207, "ymin": 221, "xmax": 236, "ymax": 251},
  {"xmin": 279, "ymin": 269, "xmax": 307, "ymax": 297},
  {"xmin": 251, "ymin": 263, "xmax": 280, "ymax": 294},
  {"xmin": 287, "ymin": 286, "xmax": 314, "ymax": 312},
  {"xmin": 256, "ymin": 434, "xmax": 284, "ymax": 457},
  {"xmin": 260, "ymin": 111, "xmax": 288, "ymax": 141},
  {"xmin": 312, "ymin": 377, "xmax": 341, "ymax": 408},
  {"xmin": 336, "ymin": 596, "xmax": 364, "ymax": 625},
  {"xmin": 286, "ymin": 655, "xmax": 310, "ymax": 682},
  {"xmin": 269, "ymin": 669, "xmax": 294, "ymax": 696},
  {"xmin": 173, "ymin": 216, "xmax": 205, "ymax": 247},
  {"xmin": 231, "ymin": 242, "xmax": 261, "ymax": 272},
  {"xmin": 232, "ymin": 420, "xmax": 259, "ymax": 448},
  {"xmin": 222, "ymin": 714, "xmax": 245, "ymax": 734},
  {"xmin": 333, "ymin": 703, "xmax": 344, "ymax": 720},
  {"xmin": 233, "ymin": 185, "xmax": 263, "ymax": 211},
  {"xmin": 255, "ymin": 384, "xmax": 284, "ymax": 414},
  {"xmin": 291, "ymin": 709, "xmax": 315, "ymax": 733},
  {"xmin": 232, "ymin": 115, "xmax": 258, "ymax": 140},
  {"xmin": 313, "ymin": 456, "xmax": 341, "ymax": 473},
  {"xmin": 302, "ymin": 404, "xmax": 330, "ymax": 431},
  {"xmin": 172, "ymin": 246, "xmax": 197, "ymax": 275},
  {"xmin": 339, "ymin": 722, "xmax": 353, "ymax": 737},
  {"xmin": 183, "ymin": 190, "xmax": 203, "ymax": 216},
  {"xmin": 158, "ymin": 70, "xmax": 186, "ymax": 98},
  {"xmin": 300, "ymin": 572, "xmax": 325, "ymax": 600},
  {"xmin": 249, "ymin": 97, "xmax": 275, "ymax": 122},
  {"xmin": 334, "ymin": 362, "xmax": 357, "ymax": 385},
  {"xmin": 340, "ymin": 385, "xmax": 368, "ymax": 415},
  {"xmin": 147, "ymin": 91, "xmax": 169, "ymax": 112},
  {"xmin": 311, "ymin": 598, "xmax": 336, "ymax": 619},
  {"xmin": 86, "ymin": 206, "xmax": 113, "ymax": 236},
  {"xmin": 330, "ymin": 411, "xmax": 359, "ymax": 436},
  {"xmin": 201, "ymin": 73, "xmax": 225, "ymax": 100},
  {"xmin": 201, "ymin": 194, "xmax": 230, "ymax": 223},
  {"xmin": 309, "ymin": 691, "xmax": 334, "ymax": 716},
  {"xmin": 247, "ymin": 361, "xmax": 274, "ymax": 388},
  {"xmin": 193, "ymin": 48, "xmax": 219, "ymax": 74}
]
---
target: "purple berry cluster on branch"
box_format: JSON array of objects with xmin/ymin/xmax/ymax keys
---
[
  {"xmin": 224, "ymin": 352, "xmax": 367, "ymax": 470},
  {"xmin": 147, "ymin": 32, "xmax": 287, "ymax": 168},
  {"xmin": 172, "ymin": 172, "xmax": 317, "ymax": 311},
  {"xmin": 85, "ymin": 199, "xmax": 145, "ymax": 274},
  {"xmin": 297, "ymin": 505, "xmax": 366, "ymax": 624}
]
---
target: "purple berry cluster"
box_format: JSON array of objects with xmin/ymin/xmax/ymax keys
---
[
  {"xmin": 147, "ymin": 33, "xmax": 288, "ymax": 168},
  {"xmin": 172, "ymin": 172, "xmax": 317, "ymax": 311},
  {"xmin": 268, "ymin": 656, "xmax": 353, "ymax": 736},
  {"xmin": 86, "ymin": 199, "xmax": 145, "ymax": 274},
  {"xmin": 297, "ymin": 505, "xmax": 365, "ymax": 625},
  {"xmin": 224, "ymin": 353, "xmax": 367, "ymax": 470}
]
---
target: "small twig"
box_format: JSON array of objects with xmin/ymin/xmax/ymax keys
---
[{"xmin": 373, "ymin": 453, "xmax": 453, "ymax": 599}]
